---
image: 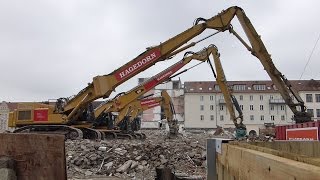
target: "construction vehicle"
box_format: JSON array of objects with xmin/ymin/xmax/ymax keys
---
[
  {"xmin": 8, "ymin": 6, "xmax": 311, "ymax": 139},
  {"xmin": 94, "ymin": 44, "xmax": 246, "ymax": 138},
  {"xmin": 208, "ymin": 45, "xmax": 246, "ymax": 138},
  {"xmin": 92, "ymin": 46, "xmax": 219, "ymax": 138},
  {"xmin": 117, "ymin": 90, "xmax": 178, "ymax": 135},
  {"xmin": 91, "ymin": 90, "xmax": 178, "ymax": 139}
]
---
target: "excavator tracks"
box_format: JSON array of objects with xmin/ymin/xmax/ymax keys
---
[
  {"xmin": 78, "ymin": 127, "xmax": 104, "ymax": 140},
  {"xmin": 13, "ymin": 125, "xmax": 84, "ymax": 140},
  {"xmin": 95, "ymin": 129, "xmax": 146, "ymax": 140},
  {"xmin": 13, "ymin": 124, "xmax": 146, "ymax": 140}
]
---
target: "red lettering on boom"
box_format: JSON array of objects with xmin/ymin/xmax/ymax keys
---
[
  {"xmin": 143, "ymin": 61, "xmax": 185, "ymax": 91},
  {"xmin": 140, "ymin": 99, "xmax": 157, "ymax": 106}
]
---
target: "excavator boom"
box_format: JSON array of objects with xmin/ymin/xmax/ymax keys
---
[
  {"xmin": 94, "ymin": 45, "xmax": 218, "ymax": 127},
  {"xmin": 64, "ymin": 6, "xmax": 310, "ymax": 123},
  {"xmin": 9, "ymin": 6, "xmax": 310, "ymax": 140},
  {"xmin": 117, "ymin": 90, "xmax": 179, "ymax": 135},
  {"xmin": 208, "ymin": 45, "xmax": 246, "ymax": 138},
  {"xmin": 60, "ymin": 6, "xmax": 243, "ymax": 121}
]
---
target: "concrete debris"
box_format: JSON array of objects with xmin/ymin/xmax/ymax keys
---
[
  {"xmin": 98, "ymin": 146, "xmax": 107, "ymax": 151},
  {"xmin": 116, "ymin": 160, "xmax": 132, "ymax": 173},
  {"xmin": 66, "ymin": 130, "xmax": 217, "ymax": 179},
  {"xmin": 104, "ymin": 161, "xmax": 113, "ymax": 169}
]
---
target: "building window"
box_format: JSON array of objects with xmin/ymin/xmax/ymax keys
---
[
  {"xmin": 280, "ymin": 105, "xmax": 285, "ymax": 111},
  {"xmin": 210, "ymin": 115, "xmax": 214, "ymax": 121},
  {"xmin": 271, "ymin": 115, "xmax": 275, "ymax": 121},
  {"xmin": 316, "ymin": 94, "xmax": 320, "ymax": 102},
  {"xmin": 200, "ymin": 105, "xmax": 204, "ymax": 111},
  {"xmin": 250, "ymin": 115, "xmax": 254, "ymax": 121},
  {"xmin": 239, "ymin": 95, "xmax": 243, "ymax": 101},
  {"xmin": 210, "ymin": 95, "xmax": 214, "ymax": 101},
  {"xmin": 200, "ymin": 96, "xmax": 204, "ymax": 101},
  {"xmin": 270, "ymin": 105, "xmax": 274, "ymax": 111},
  {"xmin": 200, "ymin": 115, "xmax": 204, "ymax": 121},
  {"xmin": 233, "ymin": 84, "xmax": 246, "ymax": 91},
  {"xmin": 249, "ymin": 105, "xmax": 254, "ymax": 111},
  {"xmin": 306, "ymin": 94, "xmax": 313, "ymax": 102},
  {"xmin": 317, "ymin": 109, "xmax": 320, "ymax": 117},
  {"xmin": 260, "ymin": 115, "xmax": 264, "ymax": 121},
  {"xmin": 270, "ymin": 95, "xmax": 274, "ymax": 100},
  {"xmin": 220, "ymin": 115, "xmax": 224, "ymax": 121},
  {"xmin": 214, "ymin": 85, "xmax": 220, "ymax": 91},
  {"xmin": 260, "ymin": 105, "xmax": 264, "ymax": 111},
  {"xmin": 219, "ymin": 105, "xmax": 224, "ymax": 111},
  {"xmin": 307, "ymin": 109, "xmax": 314, "ymax": 117},
  {"xmin": 210, "ymin": 105, "xmax": 214, "ymax": 111},
  {"xmin": 260, "ymin": 95, "xmax": 263, "ymax": 101},
  {"xmin": 173, "ymin": 81, "xmax": 180, "ymax": 89},
  {"xmin": 240, "ymin": 105, "xmax": 244, "ymax": 110},
  {"xmin": 250, "ymin": 95, "xmax": 253, "ymax": 101},
  {"xmin": 281, "ymin": 115, "xmax": 285, "ymax": 121},
  {"xmin": 253, "ymin": 84, "xmax": 266, "ymax": 91}
]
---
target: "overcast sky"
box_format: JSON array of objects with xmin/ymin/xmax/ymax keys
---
[{"xmin": 1, "ymin": 0, "xmax": 320, "ymax": 101}]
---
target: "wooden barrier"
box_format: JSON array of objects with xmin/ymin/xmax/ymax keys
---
[
  {"xmin": 0, "ymin": 133, "xmax": 66, "ymax": 180},
  {"xmin": 214, "ymin": 141, "xmax": 320, "ymax": 180},
  {"xmin": 249, "ymin": 141, "xmax": 320, "ymax": 157}
]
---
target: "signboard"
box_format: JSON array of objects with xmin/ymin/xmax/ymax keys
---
[
  {"xmin": 34, "ymin": 109, "xmax": 49, "ymax": 121},
  {"xmin": 286, "ymin": 127, "xmax": 319, "ymax": 141}
]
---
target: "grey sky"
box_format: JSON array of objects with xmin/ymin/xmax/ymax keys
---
[{"xmin": 0, "ymin": 0, "xmax": 319, "ymax": 101}]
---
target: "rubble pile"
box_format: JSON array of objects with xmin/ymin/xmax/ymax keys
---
[{"xmin": 66, "ymin": 130, "xmax": 212, "ymax": 179}]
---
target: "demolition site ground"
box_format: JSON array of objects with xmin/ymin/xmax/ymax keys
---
[{"xmin": 66, "ymin": 129, "xmax": 222, "ymax": 179}]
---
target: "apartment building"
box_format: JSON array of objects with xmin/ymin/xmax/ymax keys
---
[{"xmin": 184, "ymin": 80, "xmax": 320, "ymax": 134}]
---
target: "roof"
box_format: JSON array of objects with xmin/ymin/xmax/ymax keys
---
[{"xmin": 184, "ymin": 79, "xmax": 320, "ymax": 93}]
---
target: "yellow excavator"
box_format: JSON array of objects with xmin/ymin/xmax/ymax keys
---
[
  {"xmin": 94, "ymin": 44, "xmax": 245, "ymax": 138},
  {"xmin": 8, "ymin": 6, "xmax": 311, "ymax": 139},
  {"xmin": 123, "ymin": 45, "xmax": 246, "ymax": 138},
  {"xmin": 116, "ymin": 90, "xmax": 178, "ymax": 137},
  {"xmin": 89, "ymin": 90, "xmax": 178, "ymax": 139},
  {"xmin": 91, "ymin": 45, "xmax": 219, "ymax": 138},
  {"xmin": 208, "ymin": 45, "xmax": 246, "ymax": 138}
]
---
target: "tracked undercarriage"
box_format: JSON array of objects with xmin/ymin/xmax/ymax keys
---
[{"xmin": 13, "ymin": 117, "xmax": 146, "ymax": 141}]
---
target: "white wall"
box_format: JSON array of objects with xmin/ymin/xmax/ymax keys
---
[{"xmin": 184, "ymin": 91, "xmax": 320, "ymax": 133}]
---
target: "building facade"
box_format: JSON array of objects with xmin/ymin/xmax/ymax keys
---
[{"xmin": 184, "ymin": 80, "xmax": 320, "ymax": 134}]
